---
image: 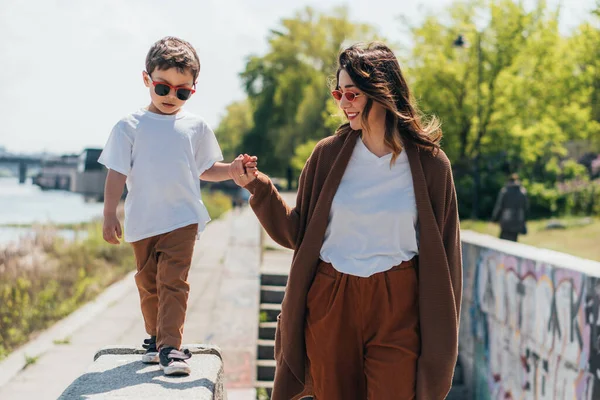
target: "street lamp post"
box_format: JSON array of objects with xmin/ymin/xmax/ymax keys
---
[{"xmin": 454, "ymin": 32, "xmax": 483, "ymax": 219}]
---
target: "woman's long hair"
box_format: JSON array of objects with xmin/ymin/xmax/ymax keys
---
[{"xmin": 334, "ymin": 42, "xmax": 442, "ymax": 162}]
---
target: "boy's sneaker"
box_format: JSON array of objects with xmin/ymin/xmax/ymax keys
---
[
  {"xmin": 159, "ymin": 346, "xmax": 192, "ymax": 376},
  {"xmin": 141, "ymin": 336, "xmax": 159, "ymax": 364}
]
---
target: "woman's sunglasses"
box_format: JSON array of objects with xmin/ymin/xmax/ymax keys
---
[
  {"xmin": 331, "ymin": 90, "xmax": 363, "ymax": 102},
  {"xmin": 146, "ymin": 74, "xmax": 196, "ymax": 101}
]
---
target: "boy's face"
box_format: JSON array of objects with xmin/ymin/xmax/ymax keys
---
[{"xmin": 143, "ymin": 68, "xmax": 195, "ymax": 115}]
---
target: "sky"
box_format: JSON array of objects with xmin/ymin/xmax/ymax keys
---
[{"xmin": 0, "ymin": 0, "xmax": 597, "ymax": 155}]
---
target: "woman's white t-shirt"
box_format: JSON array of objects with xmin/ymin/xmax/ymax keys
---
[
  {"xmin": 319, "ymin": 136, "xmax": 419, "ymax": 277},
  {"xmin": 98, "ymin": 108, "xmax": 223, "ymax": 243}
]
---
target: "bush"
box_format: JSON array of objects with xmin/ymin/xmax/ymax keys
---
[
  {"xmin": 0, "ymin": 195, "xmax": 233, "ymax": 361},
  {"xmin": 524, "ymin": 179, "xmax": 600, "ymax": 218},
  {"xmin": 557, "ymin": 178, "xmax": 600, "ymax": 216},
  {"xmin": 291, "ymin": 140, "xmax": 318, "ymax": 178},
  {"xmin": 0, "ymin": 222, "xmax": 134, "ymax": 360},
  {"xmin": 526, "ymin": 182, "xmax": 560, "ymax": 218},
  {"xmin": 202, "ymin": 190, "xmax": 233, "ymax": 219}
]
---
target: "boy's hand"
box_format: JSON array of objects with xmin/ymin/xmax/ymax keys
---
[
  {"xmin": 103, "ymin": 214, "xmax": 122, "ymax": 245},
  {"xmin": 230, "ymin": 154, "xmax": 258, "ymax": 186}
]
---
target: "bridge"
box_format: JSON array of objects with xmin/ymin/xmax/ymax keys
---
[{"xmin": 0, "ymin": 155, "xmax": 42, "ymax": 183}]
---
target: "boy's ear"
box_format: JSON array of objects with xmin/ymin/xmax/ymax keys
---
[{"xmin": 142, "ymin": 71, "xmax": 151, "ymax": 88}]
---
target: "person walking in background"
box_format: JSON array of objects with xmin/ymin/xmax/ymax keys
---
[
  {"xmin": 233, "ymin": 42, "xmax": 462, "ymax": 400},
  {"xmin": 99, "ymin": 36, "xmax": 257, "ymax": 376},
  {"xmin": 492, "ymin": 173, "xmax": 529, "ymax": 242}
]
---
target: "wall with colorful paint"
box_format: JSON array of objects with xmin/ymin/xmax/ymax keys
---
[{"xmin": 458, "ymin": 231, "xmax": 600, "ymax": 400}]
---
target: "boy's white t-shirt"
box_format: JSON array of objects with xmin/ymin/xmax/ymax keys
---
[{"xmin": 98, "ymin": 108, "xmax": 223, "ymax": 243}]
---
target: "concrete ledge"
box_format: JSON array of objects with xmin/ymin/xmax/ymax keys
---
[
  {"xmin": 461, "ymin": 229, "xmax": 600, "ymax": 277},
  {"xmin": 458, "ymin": 230, "xmax": 600, "ymax": 398},
  {"xmin": 59, "ymin": 344, "xmax": 224, "ymax": 400}
]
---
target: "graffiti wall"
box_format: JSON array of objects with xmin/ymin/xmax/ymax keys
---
[{"xmin": 459, "ymin": 231, "xmax": 600, "ymax": 400}]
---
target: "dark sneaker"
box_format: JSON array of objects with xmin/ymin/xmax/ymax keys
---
[
  {"xmin": 159, "ymin": 347, "xmax": 192, "ymax": 376},
  {"xmin": 141, "ymin": 336, "xmax": 159, "ymax": 364}
]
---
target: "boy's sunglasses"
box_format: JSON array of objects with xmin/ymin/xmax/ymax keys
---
[
  {"xmin": 146, "ymin": 74, "xmax": 196, "ymax": 101},
  {"xmin": 331, "ymin": 90, "xmax": 363, "ymax": 102}
]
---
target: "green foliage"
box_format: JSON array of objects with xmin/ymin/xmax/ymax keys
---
[
  {"xmin": 202, "ymin": 190, "xmax": 233, "ymax": 220},
  {"xmin": 0, "ymin": 192, "xmax": 232, "ymax": 361},
  {"xmin": 214, "ymin": 100, "xmax": 253, "ymax": 162},
  {"xmin": 259, "ymin": 311, "xmax": 268, "ymax": 323},
  {"xmin": 24, "ymin": 354, "xmax": 39, "ymax": 368},
  {"xmin": 0, "ymin": 222, "xmax": 134, "ymax": 360},
  {"xmin": 53, "ymin": 336, "xmax": 71, "ymax": 345},
  {"xmin": 215, "ymin": 2, "xmax": 600, "ymax": 219},
  {"xmin": 257, "ymin": 387, "xmax": 270, "ymax": 400},
  {"xmin": 560, "ymin": 160, "xmax": 589, "ymax": 181},
  {"xmin": 291, "ymin": 140, "xmax": 318, "ymax": 176},
  {"xmin": 525, "ymin": 182, "xmax": 560, "ymax": 217},
  {"xmin": 462, "ymin": 217, "xmax": 600, "ymax": 261},
  {"xmin": 406, "ymin": 0, "xmax": 600, "ymax": 218},
  {"xmin": 218, "ymin": 6, "xmax": 382, "ymax": 176}
]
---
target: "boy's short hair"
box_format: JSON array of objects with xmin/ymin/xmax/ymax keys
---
[{"xmin": 145, "ymin": 36, "xmax": 200, "ymax": 81}]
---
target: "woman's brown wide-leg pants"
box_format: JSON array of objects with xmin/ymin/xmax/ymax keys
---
[
  {"xmin": 305, "ymin": 259, "xmax": 420, "ymax": 400},
  {"xmin": 130, "ymin": 223, "xmax": 198, "ymax": 350}
]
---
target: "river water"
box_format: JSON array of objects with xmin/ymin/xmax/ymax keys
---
[{"xmin": 0, "ymin": 177, "xmax": 104, "ymax": 246}]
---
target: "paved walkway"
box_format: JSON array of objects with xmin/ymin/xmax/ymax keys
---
[{"xmin": 0, "ymin": 206, "xmax": 261, "ymax": 400}]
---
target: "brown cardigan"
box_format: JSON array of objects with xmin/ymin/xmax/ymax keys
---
[{"xmin": 245, "ymin": 130, "xmax": 462, "ymax": 400}]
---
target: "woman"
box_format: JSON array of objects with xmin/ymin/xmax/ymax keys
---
[{"xmin": 235, "ymin": 42, "xmax": 461, "ymax": 400}]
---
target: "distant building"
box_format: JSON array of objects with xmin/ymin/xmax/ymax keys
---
[
  {"xmin": 33, "ymin": 148, "xmax": 111, "ymax": 201},
  {"xmin": 33, "ymin": 154, "xmax": 78, "ymax": 190},
  {"xmin": 73, "ymin": 148, "xmax": 109, "ymax": 201}
]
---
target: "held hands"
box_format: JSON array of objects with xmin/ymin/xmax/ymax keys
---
[
  {"xmin": 103, "ymin": 213, "xmax": 122, "ymax": 245},
  {"xmin": 230, "ymin": 154, "xmax": 259, "ymax": 187}
]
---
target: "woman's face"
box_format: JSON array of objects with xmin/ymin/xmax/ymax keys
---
[{"xmin": 336, "ymin": 69, "xmax": 386, "ymax": 131}]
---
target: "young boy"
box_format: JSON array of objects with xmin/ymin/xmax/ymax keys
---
[{"xmin": 98, "ymin": 36, "xmax": 257, "ymax": 376}]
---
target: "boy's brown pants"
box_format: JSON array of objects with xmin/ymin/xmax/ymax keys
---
[
  {"xmin": 305, "ymin": 259, "xmax": 420, "ymax": 400},
  {"xmin": 130, "ymin": 223, "xmax": 198, "ymax": 350}
]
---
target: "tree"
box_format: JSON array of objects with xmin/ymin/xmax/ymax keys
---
[
  {"xmin": 237, "ymin": 6, "xmax": 381, "ymax": 176},
  {"xmin": 405, "ymin": 0, "xmax": 600, "ymax": 218},
  {"xmin": 214, "ymin": 100, "xmax": 253, "ymax": 162}
]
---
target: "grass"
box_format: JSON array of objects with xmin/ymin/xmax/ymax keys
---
[
  {"xmin": 23, "ymin": 354, "xmax": 40, "ymax": 369},
  {"xmin": 257, "ymin": 387, "xmax": 270, "ymax": 400},
  {"xmin": 0, "ymin": 220, "xmax": 135, "ymax": 361},
  {"xmin": 259, "ymin": 311, "xmax": 268, "ymax": 323},
  {"xmin": 461, "ymin": 217, "xmax": 600, "ymax": 262},
  {"xmin": 53, "ymin": 336, "xmax": 71, "ymax": 345},
  {"xmin": 0, "ymin": 222, "xmax": 88, "ymax": 230},
  {"xmin": 0, "ymin": 191, "xmax": 232, "ymax": 362},
  {"xmin": 202, "ymin": 190, "xmax": 233, "ymax": 220}
]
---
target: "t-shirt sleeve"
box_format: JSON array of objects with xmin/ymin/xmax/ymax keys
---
[
  {"xmin": 97, "ymin": 122, "xmax": 133, "ymax": 176},
  {"xmin": 195, "ymin": 122, "xmax": 224, "ymax": 175}
]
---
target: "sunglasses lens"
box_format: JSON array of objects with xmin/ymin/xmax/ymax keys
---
[
  {"xmin": 154, "ymin": 84, "xmax": 170, "ymax": 96},
  {"xmin": 176, "ymin": 89, "xmax": 192, "ymax": 101},
  {"xmin": 332, "ymin": 90, "xmax": 359, "ymax": 101}
]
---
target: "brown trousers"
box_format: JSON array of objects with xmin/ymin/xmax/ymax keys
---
[
  {"xmin": 305, "ymin": 259, "xmax": 420, "ymax": 400},
  {"xmin": 130, "ymin": 223, "xmax": 198, "ymax": 350}
]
